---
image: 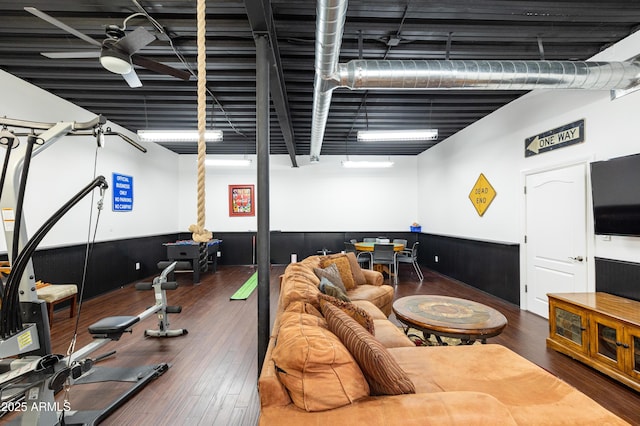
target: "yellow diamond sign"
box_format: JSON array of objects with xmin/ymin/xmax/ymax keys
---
[{"xmin": 469, "ymin": 173, "xmax": 496, "ymax": 217}]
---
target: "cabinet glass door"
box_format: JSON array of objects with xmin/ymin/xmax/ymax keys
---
[
  {"xmin": 630, "ymin": 328, "xmax": 640, "ymax": 380},
  {"xmin": 634, "ymin": 336, "xmax": 640, "ymax": 374},
  {"xmin": 555, "ymin": 307, "xmax": 583, "ymax": 345},
  {"xmin": 596, "ymin": 323, "xmax": 618, "ymax": 362},
  {"xmin": 550, "ymin": 301, "xmax": 587, "ymax": 354},
  {"xmin": 591, "ymin": 314, "xmax": 623, "ymax": 369}
]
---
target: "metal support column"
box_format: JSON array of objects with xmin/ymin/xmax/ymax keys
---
[{"xmin": 255, "ymin": 34, "xmax": 271, "ymax": 370}]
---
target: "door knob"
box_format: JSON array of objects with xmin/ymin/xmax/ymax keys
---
[{"xmin": 568, "ymin": 256, "xmax": 584, "ymax": 262}]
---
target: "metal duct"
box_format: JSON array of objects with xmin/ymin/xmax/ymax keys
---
[
  {"xmin": 336, "ymin": 60, "xmax": 640, "ymax": 90},
  {"xmin": 309, "ymin": 1, "xmax": 640, "ymax": 162},
  {"xmin": 310, "ymin": 0, "xmax": 348, "ymax": 163}
]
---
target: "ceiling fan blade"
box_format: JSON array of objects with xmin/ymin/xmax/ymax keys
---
[
  {"xmin": 24, "ymin": 7, "xmax": 102, "ymax": 48},
  {"xmin": 122, "ymin": 69, "xmax": 142, "ymax": 88},
  {"xmin": 132, "ymin": 55, "xmax": 191, "ymax": 81},
  {"xmin": 115, "ymin": 27, "xmax": 156, "ymax": 55},
  {"xmin": 41, "ymin": 51, "xmax": 100, "ymax": 59}
]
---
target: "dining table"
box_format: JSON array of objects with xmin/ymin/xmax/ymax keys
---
[
  {"xmin": 353, "ymin": 242, "xmax": 405, "ymax": 252},
  {"xmin": 353, "ymin": 242, "xmax": 405, "ymax": 281}
]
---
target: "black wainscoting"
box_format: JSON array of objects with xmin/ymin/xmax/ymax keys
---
[
  {"xmin": 595, "ymin": 257, "xmax": 640, "ymax": 302},
  {"xmin": 27, "ymin": 231, "xmax": 518, "ymax": 305},
  {"xmin": 32, "ymin": 234, "xmax": 178, "ymax": 300},
  {"xmin": 26, "ymin": 232, "xmax": 640, "ymax": 308},
  {"xmin": 207, "ymin": 231, "xmax": 420, "ymax": 265},
  {"xmin": 418, "ymin": 233, "xmax": 520, "ymax": 306}
]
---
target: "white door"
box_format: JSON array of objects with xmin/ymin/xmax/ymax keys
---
[{"xmin": 525, "ymin": 163, "xmax": 588, "ymax": 318}]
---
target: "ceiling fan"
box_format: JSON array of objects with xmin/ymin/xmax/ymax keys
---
[{"xmin": 24, "ymin": 6, "xmax": 191, "ymax": 88}]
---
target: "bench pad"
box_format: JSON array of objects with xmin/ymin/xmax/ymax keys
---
[{"xmin": 88, "ymin": 315, "xmax": 139, "ymax": 335}]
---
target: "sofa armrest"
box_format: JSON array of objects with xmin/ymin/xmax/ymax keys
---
[{"xmin": 361, "ymin": 268, "xmax": 384, "ymax": 286}]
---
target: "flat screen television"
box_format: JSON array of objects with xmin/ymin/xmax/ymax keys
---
[{"xmin": 591, "ymin": 153, "xmax": 640, "ymax": 236}]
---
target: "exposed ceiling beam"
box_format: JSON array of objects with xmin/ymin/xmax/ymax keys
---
[{"xmin": 244, "ymin": 0, "xmax": 298, "ymax": 167}]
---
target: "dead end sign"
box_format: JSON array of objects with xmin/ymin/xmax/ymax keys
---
[{"xmin": 525, "ymin": 119, "xmax": 585, "ymax": 157}]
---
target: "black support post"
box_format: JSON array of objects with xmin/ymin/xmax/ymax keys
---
[{"xmin": 256, "ymin": 33, "xmax": 271, "ymax": 370}]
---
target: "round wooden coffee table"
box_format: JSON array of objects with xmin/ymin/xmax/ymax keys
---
[{"xmin": 393, "ymin": 295, "xmax": 508, "ymax": 345}]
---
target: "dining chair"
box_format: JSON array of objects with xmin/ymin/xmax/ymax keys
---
[
  {"xmin": 371, "ymin": 243, "xmax": 397, "ymax": 284},
  {"xmin": 396, "ymin": 241, "xmax": 424, "ymax": 281},
  {"xmin": 344, "ymin": 242, "xmax": 371, "ymax": 269},
  {"xmin": 363, "ymin": 237, "xmax": 376, "ymax": 242},
  {"xmin": 392, "ymin": 238, "xmax": 407, "ymax": 247}
]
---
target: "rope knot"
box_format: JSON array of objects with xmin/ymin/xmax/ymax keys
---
[{"xmin": 189, "ymin": 224, "xmax": 212, "ymax": 243}]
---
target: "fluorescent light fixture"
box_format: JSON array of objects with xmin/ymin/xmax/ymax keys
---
[
  {"xmin": 137, "ymin": 129, "xmax": 223, "ymax": 142},
  {"xmin": 342, "ymin": 160, "xmax": 394, "ymax": 168},
  {"xmin": 205, "ymin": 158, "xmax": 252, "ymax": 167},
  {"xmin": 357, "ymin": 129, "xmax": 438, "ymax": 142}
]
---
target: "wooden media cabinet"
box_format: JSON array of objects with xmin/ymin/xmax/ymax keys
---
[{"xmin": 547, "ymin": 292, "xmax": 640, "ymax": 392}]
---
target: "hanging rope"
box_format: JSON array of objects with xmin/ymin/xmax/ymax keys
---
[
  {"xmin": 189, "ymin": 0, "xmax": 211, "ymax": 273},
  {"xmin": 189, "ymin": 0, "xmax": 212, "ymax": 247}
]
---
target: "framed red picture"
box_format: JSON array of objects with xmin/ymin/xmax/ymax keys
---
[{"xmin": 229, "ymin": 184, "xmax": 255, "ymax": 217}]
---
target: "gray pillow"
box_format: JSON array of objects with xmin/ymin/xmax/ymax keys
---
[
  {"xmin": 319, "ymin": 277, "xmax": 350, "ymax": 302},
  {"xmin": 314, "ymin": 263, "xmax": 347, "ymax": 293}
]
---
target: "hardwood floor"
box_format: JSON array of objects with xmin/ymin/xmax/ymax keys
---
[{"xmin": 6, "ymin": 263, "xmax": 640, "ymax": 425}]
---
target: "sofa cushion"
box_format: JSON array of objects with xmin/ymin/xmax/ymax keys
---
[
  {"xmin": 348, "ymin": 284, "xmax": 394, "ymax": 317},
  {"xmin": 259, "ymin": 392, "xmax": 518, "ymax": 425},
  {"xmin": 372, "ymin": 320, "xmax": 415, "ymax": 348},
  {"xmin": 318, "ymin": 293, "xmax": 375, "ymax": 335},
  {"xmin": 285, "ymin": 262, "xmax": 321, "ymax": 286},
  {"xmin": 324, "ymin": 252, "xmax": 367, "ymax": 286},
  {"xmin": 320, "ymin": 256, "xmax": 356, "ymax": 290},
  {"xmin": 321, "ymin": 303, "xmax": 416, "ymax": 396},
  {"xmin": 344, "ymin": 251, "xmax": 367, "ymax": 285},
  {"xmin": 285, "ymin": 300, "xmax": 324, "ymax": 319},
  {"xmin": 389, "ymin": 345, "xmax": 628, "ymax": 425},
  {"xmin": 272, "ymin": 310, "xmax": 370, "ymax": 411},
  {"xmin": 314, "ymin": 263, "xmax": 347, "ymax": 292},
  {"xmin": 319, "ymin": 278, "xmax": 350, "ymax": 302},
  {"xmin": 351, "ymin": 300, "xmax": 387, "ymax": 320},
  {"xmin": 280, "ymin": 274, "xmax": 322, "ymax": 310}
]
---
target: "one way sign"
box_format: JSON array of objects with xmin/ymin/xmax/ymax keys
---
[{"xmin": 525, "ymin": 119, "xmax": 585, "ymax": 157}]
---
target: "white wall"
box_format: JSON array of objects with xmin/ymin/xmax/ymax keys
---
[
  {"xmin": 0, "ymin": 70, "xmax": 180, "ymax": 250},
  {"xmin": 416, "ymin": 31, "xmax": 640, "ymax": 274},
  {"xmin": 178, "ymin": 155, "xmax": 419, "ymax": 233},
  {"xmin": 0, "ymin": 68, "xmax": 422, "ymax": 254}
]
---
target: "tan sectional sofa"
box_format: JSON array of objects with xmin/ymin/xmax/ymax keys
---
[{"xmin": 258, "ymin": 254, "xmax": 628, "ymax": 425}]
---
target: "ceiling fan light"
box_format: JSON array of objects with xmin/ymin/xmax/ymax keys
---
[
  {"xmin": 100, "ymin": 48, "xmax": 132, "ymax": 74},
  {"xmin": 357, "ymin": 129, "xmax": 438, "ymax": 142}
]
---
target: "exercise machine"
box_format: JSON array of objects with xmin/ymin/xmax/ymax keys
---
[
  {"xmin": 0, "ymin": 261, "xmax": 186, "ymax": 425},
  {"xmin": 90, "ymin": 261, "xmax": 188, "ymax": 340},
  {"xmin": 0, "ymin": 115, "xmax": 184, "ymax": 425}
]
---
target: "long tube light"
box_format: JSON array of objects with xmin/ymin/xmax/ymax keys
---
[
  {"xmin": 342, "ymin": 160, "xmax": 394, "ymax": 168},
  {"xmin": 205, "ymin": 158, "xmax": 252, "ymax": 167},
  {"xmin": 357, "ymin": 129, "xmax": 437, "ymax": 142},
  {"xmin": 137, "ymin": 129, "xmax": 223, "ymax": 142}
]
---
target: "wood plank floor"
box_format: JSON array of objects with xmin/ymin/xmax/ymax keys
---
[{"xmin": 6, "ymin": 264, "xmax": 640, "ymax": 425}]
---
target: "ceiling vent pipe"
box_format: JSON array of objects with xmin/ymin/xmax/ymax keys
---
[
  {"xmin": 335, "ymin": 59, "xmax": 640, "ymax": 91},
  {"xmin": 309, "ymin": 0, "xmax": 348, "ymax": 163},
  {"xmin": 309, "ymin": 1, "xmax": 640, "ymax": 162}
]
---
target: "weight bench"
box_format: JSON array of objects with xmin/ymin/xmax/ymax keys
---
[
  {"xmin": 88, "ymin": 315, "xmax": 140, "ymax": 340},
  {"xmin": 87, "ymin": 261, "xmax": 187, "ymax": 340},
  {"xmin": 157, "ymin": 260, "xmax": 196, "ymax": 283}
]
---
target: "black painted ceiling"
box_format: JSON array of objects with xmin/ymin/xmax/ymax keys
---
[{"xmin": 1, "ymin": 1, "xmax": 639, "ymax": 163}]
